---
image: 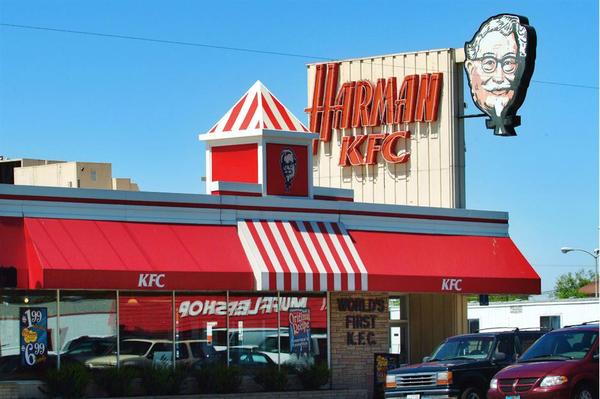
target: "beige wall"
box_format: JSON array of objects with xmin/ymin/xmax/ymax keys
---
[
  {"xmin": 307, "ymin": 49, "xmax": 465, "ymax": 208},
  {"xmin": 13, "ymin": 161, "xmax": 138, "ymax": 191},
  {"xmin": 408, "ymin": 293, "xmax": 467, "ymax": 363}
]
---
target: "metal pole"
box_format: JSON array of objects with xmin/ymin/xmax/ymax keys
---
[
  {"xmin": 277, "ymin": 291, "xmax": 281, "ymax": 370},
  {"xmin": 116, "ymin": 290, "xmax": 120, "ymax": 369},
  {"xmin": 226, "ymin": 291, "xmax": 230, "ymax": 368},
  {"xmin": 594, "ymin": 251, "xmax": 600, "ymax": 299},
  {"xmin": 172, "ymin": 291, "xmax": 176, "ymax": 370},
  {"xmin": 56, "ymin": 290, "xmax": 60, "ymax": 370},
  {"xmin": 326, "ymin": 292, "xmax": 331, "ymax": 389}
]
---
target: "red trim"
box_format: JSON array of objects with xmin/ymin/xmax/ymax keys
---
[
  {"xmin": 261, "ymin": 95, "xmax": 282, "ymax": 130},
  {"xmin": 269, "ymin": 92, "xmax": 296, "ymax": 131},
  {"xmin": 238, "ymin": 93, "xmax": 258, "ymax": 130},
  {"xmin": 223, "ymin": 94, "xmax": 248, "ymax": 132},
  {"xmin": 314, "ymin": 195, "xmax": 353, "ymax": 202},
  {"xmin": 211, "ymin": 191, "xmax": 262, "ymax": 197},
  {"xmin": 0, "ymin": 194, "xmax": 508, "ymax": 225}
]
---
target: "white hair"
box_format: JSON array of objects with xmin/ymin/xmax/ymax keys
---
[{"xmin": 466, "ymin": 15, "xmax": 528, "ymax": 59}]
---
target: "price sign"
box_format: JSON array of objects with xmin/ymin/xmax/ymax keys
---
[{"xmin": 19, "ymin": 307, "xmax": 48, "ymax": 366}]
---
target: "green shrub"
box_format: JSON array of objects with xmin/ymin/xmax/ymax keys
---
[
  {"xmin": 195, "ymin": 364, "xmax": 242, "ymax": 394},
  {"xmin": 42, "ymin": 362, "xmax": 90, "ymax": 398},
  {"xmin": 93, "ymin": 366, "xmax": 138, "ymax": 397},
  {"xmin": 298, "ymin": 362, "xmax": 330, "ymax": 390},
  {"xmin": 254, "ymin": 365, "xmax": 288, "ymax": 391},
  {"xmin": 141, "ymin": 365, "xmax": 189, "ymax": 395}
]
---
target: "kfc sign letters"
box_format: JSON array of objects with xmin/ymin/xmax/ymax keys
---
[{"xmin": 306, "ymin": 62, "xmax": 443, "ymax": 166}]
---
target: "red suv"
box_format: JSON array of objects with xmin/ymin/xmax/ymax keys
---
[{"xmin": 488, "ymin": 323, "xmax": 598, "ymax": 399}]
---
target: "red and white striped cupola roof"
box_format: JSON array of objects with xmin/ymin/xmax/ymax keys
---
[{"xmin": 207, "ymin": 81, "xmax": 309, "ymax": 134}]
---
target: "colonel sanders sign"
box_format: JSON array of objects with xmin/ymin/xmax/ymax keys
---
[
  {"xmin": 465, "ymin": 14, "xmax": 536, "ymax": 136},
  {"xmin": 280, "ymin": 148, "xmax": 297, "ymax": 192}
]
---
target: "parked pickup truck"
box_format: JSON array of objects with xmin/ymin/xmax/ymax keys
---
[{"xmin": 384, "ymin": 329, "xmax": 546, "ymax": 399}]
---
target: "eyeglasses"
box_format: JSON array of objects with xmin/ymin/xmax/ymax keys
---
[{"xmin": 474, "ymin": 55, "xmax": 519, "ymax": 74}]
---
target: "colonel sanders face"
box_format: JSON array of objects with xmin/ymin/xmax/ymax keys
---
[
  {"xmin": 465, "ymin": 15, "xmax": 535, "ymax": 136},
  {"xmin": 280, "ymin": 148, "xmax": 297, "ymax": 192}
]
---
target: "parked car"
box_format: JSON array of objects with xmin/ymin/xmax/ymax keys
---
[
  {"xmin": 384, "ymin": 329, "xmax": 545, "ymax": 399},
  {"xmin": 85, "ymin": 338, "xmax": 216, "ymax": 369},
  {"xmin": 488, "ymin": 323, "xmax": 598, "ymax": 399}
]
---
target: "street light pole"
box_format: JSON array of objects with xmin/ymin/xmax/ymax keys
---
[{"xmin": 560, "ymin": 247, "xmax": 600, "ymax": 298}]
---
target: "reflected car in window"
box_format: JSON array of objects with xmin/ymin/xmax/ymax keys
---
[{"xmin": 84, "ymin": 338, "xmax": 214, "ymax": 369}]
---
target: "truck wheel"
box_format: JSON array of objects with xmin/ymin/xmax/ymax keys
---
[
  {"xmin": 461, "ymin": 387, "xmax": 484, "ymax": 399},
  {"xmin": 572, "ymin": 384, "xmax": 595, "ymax": 399}
]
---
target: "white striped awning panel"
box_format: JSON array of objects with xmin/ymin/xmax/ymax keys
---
[{"xmin": 237, "ymin": 219, "xmax": 368, "ymax": 292}]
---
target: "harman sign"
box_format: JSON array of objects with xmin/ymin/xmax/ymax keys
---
[{"xmin": 306, "ymin": 62, "xmax": 443, "ymax": 165}]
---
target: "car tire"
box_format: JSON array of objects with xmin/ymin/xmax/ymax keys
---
[
  {"xmin": 461, "ymin": 386, "xmax": 484, "ymax": 399},
  {"xmin": 572, "ymin": 384, "xmax": 596, "ymax": 399}
]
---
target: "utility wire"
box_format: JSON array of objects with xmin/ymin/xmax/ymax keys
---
[
  {"xmin": 1, "ymin": 22, "xmax": 598, "ymax": 91},
  {"xmin": 0, "ymin": 22, "xmax": 335, "ymax": 61}
]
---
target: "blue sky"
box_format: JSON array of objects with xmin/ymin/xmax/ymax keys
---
[{"xmin": 0, "ymin": 1, "xmax": 597, "ymax": 292}]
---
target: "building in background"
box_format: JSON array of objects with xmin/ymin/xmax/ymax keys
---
[
  {"xmin": 0, "ymin": 158, "xmax": 139, "ymax": 191},
  {"xmin": 467, "ymin": 297, "xmax": 599, "ymax": 332}
]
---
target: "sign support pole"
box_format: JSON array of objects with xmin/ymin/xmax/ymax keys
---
[{"xmin": 56, "ymin": 289, "xmax": 60, "ymax": 370}]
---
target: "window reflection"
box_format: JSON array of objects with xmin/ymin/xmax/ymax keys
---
[
  {"xmin": 227, "ymin": 293, "xmax": 279, "ymax": 373},
  {"xmin": 0, "ymin": 291, "xmax": 57, "ymax": 380},
  {"xmin": 175, "ymin": 293, "xmax": 226, "ymax": 368},
  {"xmin": 278, "ymin": 293, "xmax": 328, "ymax": 369},
  {"xmin": 115, "ymin": 293, "xmax": 173, "ymax": 369},
  {"xmin": 59, "ymin": 291, "xmax": 117, "ymax": 370}
]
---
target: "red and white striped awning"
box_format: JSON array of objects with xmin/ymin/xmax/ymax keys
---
[
  {"xmin": 208, "ymin": 81, "xmax": 310, "ymax": 133},
  {"xmin": 238, "ymin": 220, "xmax": 368, "ymax": 292}
]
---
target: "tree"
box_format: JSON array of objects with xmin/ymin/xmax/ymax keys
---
[{"xmin": 553, "ymin": 269, "xmax": 597, "ymax": 299}]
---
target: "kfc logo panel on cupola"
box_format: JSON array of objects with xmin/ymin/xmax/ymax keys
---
[
  {"xmin": 465, "ymin": 14, "xmax": 537, "ymax": 136},
  {"xmin": 266, "ymin": 143, "xmax": 308, "ymax": 197},
  {"xmin": 280, "ymin": 148, "xmax": 297, "ymax": 192}
]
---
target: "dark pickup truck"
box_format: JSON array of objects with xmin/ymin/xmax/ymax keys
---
[{"xmin": 384, "ymin": 329, "xmax": 546, "ymax": 399}]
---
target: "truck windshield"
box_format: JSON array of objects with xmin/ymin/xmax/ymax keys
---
[
  {"xmin": 519, "ymin": 330, "xmax": 598, "ymax": 362},
  {"xmin": 430, "ymin": 336, "xmax": 494, "ymax": 361}
]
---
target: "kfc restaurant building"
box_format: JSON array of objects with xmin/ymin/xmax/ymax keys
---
[{"xmin": 0, "ymin": 42, "xmax": 539, "ymax": 396}]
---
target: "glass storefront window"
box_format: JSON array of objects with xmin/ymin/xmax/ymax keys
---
[
  {"xmin": 118, "ymin": 292, "xmax": 173, "ymax": 369},
  {"xmin": 228, "ymin": 292, "xmax": 279, "ymax": 373},
  {"xmin": 0, "ymin": 290, "xmax": 57, "ymax": 380},
  {"xmin": 277, "ymin": 293, "xmax": 328, "ymax": 369},
  {"xmin": 175, "ymin": 292, "xmax": 226, "ymax": 367},
  {"xmin": 389, "ymin": 296, "xmax": 408, "ymax": 364},
  {"xmin": 0, "ymin": 289, "xmax": 331, "ymax": 391},
  {"xmin": 389, "ymin": 297, "xmax": 408, "ymax": 321},
  {"xmin": 59, "ymin": 291, "xmax": 117, "ymax": 370}
]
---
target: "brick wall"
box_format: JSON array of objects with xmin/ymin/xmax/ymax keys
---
[{"xmin": 330, "ymin": 292, "xmax": 389, "ymax": 397}]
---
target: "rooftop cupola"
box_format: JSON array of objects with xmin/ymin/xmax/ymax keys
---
[{"xmin": 199, "ymin": 81, "xmax": 319, "ymax": 198}]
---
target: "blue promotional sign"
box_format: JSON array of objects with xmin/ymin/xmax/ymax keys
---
[
  {"xmin": 288, "ymin": 307, "xmax": 311, "ymax": 355},
  {"xmin": 19, "ymin": 307, "xmax": 48, "ymax": 366}
]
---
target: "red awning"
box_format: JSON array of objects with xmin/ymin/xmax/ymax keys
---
[
  {"xmin": 351, "ymin": 230, "xmax": 540, "ymax": 294},
  {"xmin": 13, "ymin": 217, "xmax": 539, "ymax": 294},
  {"xmin": 22, "ymin": 218, "xmax": 255, "ymax": 290},
  {"xmin": 237, "ymin": 219, "xmax": 539, "ymax": 294}
]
